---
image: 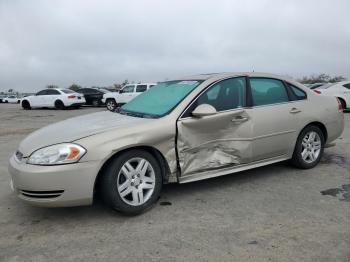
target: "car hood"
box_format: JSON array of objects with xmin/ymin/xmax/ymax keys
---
[{"xmin": 18, "ymin": 111, "xmax": 152, "ymax": 156}]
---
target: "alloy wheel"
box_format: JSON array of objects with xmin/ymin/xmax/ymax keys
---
[
  {"xmin": 117, "ymin": 158, "xmax": 156, "ymax": 206},
  {"xmin": 301, "ymin": 131, "xmax": 321, "ymax": 163}
]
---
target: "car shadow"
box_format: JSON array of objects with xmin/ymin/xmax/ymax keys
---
[{"xmin": 16, "ymin": 162, "xmax": 292, "ymax": 221}]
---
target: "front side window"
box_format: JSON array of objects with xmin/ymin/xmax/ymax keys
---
[
  {"xmin": 196, "ymin": 77, "xmax": 246, "ymax": 111},
  {"xmin": 121, "ymin": 85, "xmax": 135, "ymax": 93},
  {"xmin": 136, "ymin": 85, "xmax": 147, "ymax": 92},
  {"xmin": 250, "ymin": 78, "xmax": 289, "ymax": 106},
  {"xmin": 287, "ymin": 83, "xmax": 307, "ymax": 100},
  {"xmin": 121, "ymin": 80, "xmax": 202, "ymax": 117},
  {"xmin": 36, "ymin": 90, "xmax": 48, "ymax": 96}
]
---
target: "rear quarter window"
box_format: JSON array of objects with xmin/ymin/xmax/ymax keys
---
[{"xmin": 287, "ymin": 83, "xmax": 307, "ymax": 100}]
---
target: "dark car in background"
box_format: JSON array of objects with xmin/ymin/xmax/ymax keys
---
[{"xmin": 76, "ymin": 88, "xmax": 109, "ymax": 106}]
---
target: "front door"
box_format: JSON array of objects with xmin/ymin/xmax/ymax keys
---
[{"xmin": 177, "ymin": 77, "xmax": 254, "ymax": 178}]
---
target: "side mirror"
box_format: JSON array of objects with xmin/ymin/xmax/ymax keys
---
[
  {"xmin": 119, "ymin": 90, "xmax": 123, "ymax": 94},
  {"xmin": 191, "ymin": 104, "xmax": 217, "ymax": 117}
]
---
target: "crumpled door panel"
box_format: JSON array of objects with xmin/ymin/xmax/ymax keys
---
[{"xmin": 177, "ymin": 110, "xmax": 253, "ymax": 176}]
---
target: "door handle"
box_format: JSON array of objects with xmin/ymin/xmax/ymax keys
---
[
  {"xmin": 231, "ymin": 115, "xmax": 248, "ymax": 123},
  {"xmin": 290, "ymin": 107, "xmax": 301, "ymax": 114}
]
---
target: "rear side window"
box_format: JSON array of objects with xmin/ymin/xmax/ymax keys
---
[
  {"xmin": 343, "ymin": 83, "xmax": 350, "ymax": 89},
  {"xmin": 250, "ymin": 78, "xmax": 289, "ymax": 106},
  {"xmin": 287, "ymin": 83, "xmax": 307, "ymax": 100},
  {"xmin": 136, "ymin": 85, "xmax": 147, "ymax": 92},
  {"xmin": 61, "ymin": 89, "xmax": 74, "ymax": 94},
  {"xmin": 46, "ymin": 89, "xmax": 60, "ymax": 95}
]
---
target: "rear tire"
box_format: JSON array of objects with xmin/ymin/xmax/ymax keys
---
[
  {"xmin": 22, "ymin": 100, "xmax": 31, "ymax": 110},
  {"xmin": 100, "ymin": 149, "xmax": 162, "ymax": 215},
  {"xmin": 290, "ymin": 125, "xmax": 325, "ymax": 169},
  {"xmin": 55, "ymin": 100, "xmax": 65, "ymax": 110},
  {"xmin": 106, "ymin": 99, "xmax": 118, "ymax": 111}
]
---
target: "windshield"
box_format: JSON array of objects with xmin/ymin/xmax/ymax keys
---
[{"xmin": 120, "ymin": 80, "xmax": 202, "ymax": 117}]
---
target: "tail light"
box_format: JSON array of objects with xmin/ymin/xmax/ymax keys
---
[
  {"xmin": 336, "ymin": 98, "xmax": 344, "ymax": 112},
  {"xmin": 68, "ymin": 95, "xmax": 76, "ymax": 99},
  {"xmin": 313, "ymin": 90, "xmax": 321, "ymax": 94}
]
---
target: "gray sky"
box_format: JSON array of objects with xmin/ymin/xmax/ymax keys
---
[{"xmin": 0, "ymin": 0, "xmax": 349, "ymax": 92}]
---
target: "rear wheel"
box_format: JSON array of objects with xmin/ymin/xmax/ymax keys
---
[
  {"xmin": 100, "ymin": 149, "xmax": 162, "ymax": 215},
  {"xmin": 106, "ymin": 99, "xmax": 117, "ymax": 111},
  {"xmin": 55, "ymin": 100, "xmax": 65, "ymax": 110},
  {"xmin": 22, "ymin": 100, "xmax": 31, "ymax": 110},
  {"xmin": 290, "ymin": 125, "xmax": 324, "ymax": 169}
]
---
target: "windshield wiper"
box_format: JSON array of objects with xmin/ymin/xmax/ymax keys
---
[{"xmin": 116, "ymin": 108, "xmax": 157, "ymax": 119}]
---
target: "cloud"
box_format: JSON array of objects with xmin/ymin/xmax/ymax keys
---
[{"xmin": 0, "ymin": 0, "xmax": 349, "ymax": 92}]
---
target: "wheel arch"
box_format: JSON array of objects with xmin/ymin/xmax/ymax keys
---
[
  {"xmin": 93, "ymin": 145, "xmax": 171, "ymax": 200},
  {"xmin": 301, "ymin": 121, "xmax": 328, "ymax": 143}
]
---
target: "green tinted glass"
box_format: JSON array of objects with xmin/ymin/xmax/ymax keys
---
[
  {"xmin": 121, "ymin": 80, "xmax": 201, "ymax": 116},
  {"xmin": 250, "ymin": 78, "xmax": 289, "ymax": 106}
]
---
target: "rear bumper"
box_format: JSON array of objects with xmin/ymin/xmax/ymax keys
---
[{"xmin": 8, "ymin": 155, "xmax": 100, "ymax": 207}]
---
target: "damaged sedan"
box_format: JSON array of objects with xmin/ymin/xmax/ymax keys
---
[{"xmin": 8, "ymin": 72, "xmax": 344, "ymax": 214}]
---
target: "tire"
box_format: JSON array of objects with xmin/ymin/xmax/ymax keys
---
[
  {"xmin": 22, "ymin": 100, "xmax": 31, "ymax": 110},
  {"xmin": 106, "ymin": 99, "xmax": 117, "ymax": 111},
  {"xmin": 290, "ymin": 125, "xmax": 325, "ymax": 169},
  {"xmin": 100, "ymin": 149, "xmax": 163, "ymax": 215},
  {"xmin": 92, "ymin": 99, "xmax": 100, "ymax": 107},
  {"xmin": 55, "ymin": 100, "xmax": 65, "ymax": 110}
]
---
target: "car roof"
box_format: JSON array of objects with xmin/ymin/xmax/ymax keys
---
[{"xmin": 175, "ymin": 72, "xmax": 294, "ymax": 82}]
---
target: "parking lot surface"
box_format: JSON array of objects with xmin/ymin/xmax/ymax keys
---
[{"xmin": 0, "ymin": 103, "xmax": 349, "ymax": 262}]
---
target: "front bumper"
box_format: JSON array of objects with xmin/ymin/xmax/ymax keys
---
[{"xmin": 8, "ymin": 155, "xmax": 101, "ymax": 207}]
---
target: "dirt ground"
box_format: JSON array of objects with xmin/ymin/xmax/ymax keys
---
[{"xmin": 0, "ymin": 103, "xmax": 349, "ymax": 262}]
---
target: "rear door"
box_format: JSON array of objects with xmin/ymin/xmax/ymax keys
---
[
  {"xmin": 248, "ymin": 77, "xmax": 300, "ymax": 161},
  {"xmin": 44, "ymin": 89, "xmax": 61, "ymax": 106},
  {"xmin": 177, "ymin": 77, "xmax": 254, "ymax": 178}
]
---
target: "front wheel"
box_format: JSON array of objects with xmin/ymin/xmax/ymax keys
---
[
  {"xmin": 100, "ymin": 149, "xmax": 162, "ymax": 215},
  {"xmin": 106, "ymin": 99, "xmax": 117, "ymax": 111},
  {"xmin": 290, "ymin": 125, "xmax": 324, "ymax": 169},
  {"xmin": 22, "ymin": 100, "xmax": 31, "ymax": 110}
]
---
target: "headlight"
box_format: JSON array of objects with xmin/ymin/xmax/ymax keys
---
[{"xmin": 27, "ymin": 143, "xmax": 86, "ymax": 165}]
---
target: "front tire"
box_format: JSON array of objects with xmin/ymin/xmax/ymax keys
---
[
  {"xmin": 22, "ymin": 100, "xmax": 31, "ymax": 110},
  {"xmin": 106, "ymin": 99, "xmax": 117, "ymax": 111},
  {"xmin": 290, "ymin": 125, "xmax": 324, "ymax": 169},
  {"xmin": 100, "ymin": 149, "xmax": 162, "ymax": 215}
]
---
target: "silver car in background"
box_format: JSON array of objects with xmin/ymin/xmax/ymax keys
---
[{"xmin": 8, "ymin": 72, "xmax": 344, "ymax": 214}]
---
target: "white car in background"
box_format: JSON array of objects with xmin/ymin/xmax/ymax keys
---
[
  {"xmin": 315, "ymin": 81, "xmax": 350, "ymax": 109},
  {"xmin": 102, "ymin": 83, "xmax": 156, "ymax": 111},
  {"xmin": 21, "ymin": 88, "xmax": 86, "ymax": 110},
  {"xmin": 3, "ymin": 95, "xmax": 21, "ymax": 103}
]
